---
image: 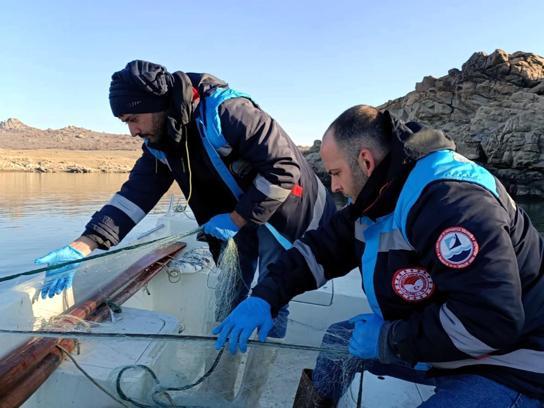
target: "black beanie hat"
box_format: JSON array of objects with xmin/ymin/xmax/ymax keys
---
[{"xmin": 109, "ymin": 60, "xmax": 173, "ymax": 116}]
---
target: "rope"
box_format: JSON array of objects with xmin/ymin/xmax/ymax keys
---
[
  {"xmin": 115, "ymin": 349, "xmax": 225, "ymax": 408},
  {"xmin": 0, "ymin": 226, "xmax": 202, "ymax": 284},
  {"xmin": 356, "ymin": 368, "xmax": 364, "ymax": 408},
  {"xmin": 183, "ymin": 133, "xmax": 193, "ymax": 205},
  {"xmin": 56, "ymin": 344, "xmax": 129, "ymax": 407},
  {"xmin": 0, "ymin": 328, "xmax": 350, "ymax": 357}
]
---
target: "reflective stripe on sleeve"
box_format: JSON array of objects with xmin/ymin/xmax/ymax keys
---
[
  {"xmin": 294, "ymin": 240, "xmax": 326, "ymax": 287},
  {"xmin": 439, "ymin": 303, "xmax": 497, "ymax": 357},
  {"xmin": 306, "ymin": 176, "xmax": 327, "ymax": 232},
  {"xmin": 254, "ymin": 175, "xmax": 292, "ymax": 202},
  {"xmin": 106, "ymin": 193, "xmax": 146, "ymax": 224}
]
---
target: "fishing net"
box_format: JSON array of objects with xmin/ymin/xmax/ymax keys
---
[{"xmin": 0, "ymin": 209, "xmax": 404, "ymax": 408}]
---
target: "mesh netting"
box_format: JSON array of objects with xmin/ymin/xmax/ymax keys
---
[{"xmin": 0, "ymin": 213, "xmax": 396, "ymax": 407}]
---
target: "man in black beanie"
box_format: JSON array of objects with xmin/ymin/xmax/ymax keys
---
[
  {"xmin": 34, "ymin": 60, "xmax": 336, "ymax": 403},
  {"xmin": 39, "ymin": 58, "xmax": 337, "ymax": 317}
]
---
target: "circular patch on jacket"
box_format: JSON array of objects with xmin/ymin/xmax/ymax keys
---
[
  {"xmin": 392, "ymin": 267, "xmax": 434, "ymax": 302},
  {"xmin": 436, "ymin": 227, "xmax": 479, "ymax": 269}
]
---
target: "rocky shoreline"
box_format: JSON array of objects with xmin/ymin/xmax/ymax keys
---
[
  {"xmin": 0, "ymin": 118, "xmax": 141, "ymax": 173},
  {"xmin": 0, "ymin": 149, "xmax": 140, "ymax": 173}
]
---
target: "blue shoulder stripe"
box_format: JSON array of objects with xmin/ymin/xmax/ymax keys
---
[
  {"xmin": 199, "ymin": 87, "xmax": 252, "ymax": 151},
  {"xmin": 394, "ymin": 150, "xmax": 498, "ymax": 242},
  {"xmin": 196, "ymin": 87, "xmax": 293, "ymax": 250}
]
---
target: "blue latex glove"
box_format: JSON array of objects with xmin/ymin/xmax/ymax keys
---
[
  {"xmin": 348, "ymin": 313, "xmax": 384, "ymax": 360},
  {"xmin": 212, "ymin": 297, "xmax": 273, "ymax": 354},
  {"xmin": 202, "ymin": 213, "xmax": 240, "ymax": 241},
  {"xmin": 34, "ymin": 245, "xmax": 85, "ymax": 299}
]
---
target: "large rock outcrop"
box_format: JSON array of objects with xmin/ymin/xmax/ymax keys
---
[{"xmin": 380, "ymin": 49, "xmax": 544, "ymax": 197}]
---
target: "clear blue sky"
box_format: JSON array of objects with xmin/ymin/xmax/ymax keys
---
[{"xmin": 1, "ymin": 0, "xmax": 543, "ymax": 145}]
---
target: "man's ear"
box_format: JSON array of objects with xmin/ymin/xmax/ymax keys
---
[{"xmin": 357, "ymin": 148, "xmax": 377, "ymax": 177}]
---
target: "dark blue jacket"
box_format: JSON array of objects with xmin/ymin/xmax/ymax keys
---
[
  {"xmin": 252, "ymin": 120, "xmax": 544, "ymax": 400},
  {"xmin": 83, "ymin": 73, "xmax": 335, "ymax": 249}
]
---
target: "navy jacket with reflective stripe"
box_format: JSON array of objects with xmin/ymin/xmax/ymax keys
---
[
  {"xmin": 253, "ymin": 146, "xmax": 544, "ymax": 400},
  {"xmin": 83, "ymin": 73, "xmax": 335, "ymax": 249}
]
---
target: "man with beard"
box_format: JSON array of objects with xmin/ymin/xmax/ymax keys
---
[
  {"xmin": 34, "ymin": 60, "xmax": 336, "ymax": 404},
  {"xmin": 213, "ymin": 105, "xmax": 544, "ymax": 407}
]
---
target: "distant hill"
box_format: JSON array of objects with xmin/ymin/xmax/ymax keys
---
[{"xmin": 0, "ymin": 118, "xmax": 140, "ymax": 151}]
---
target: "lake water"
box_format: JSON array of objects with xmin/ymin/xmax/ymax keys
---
[
  {"xmin": 0, "ymin": 172, "xmax": 542, "ymax": 275},
  {"xmin": 0, "ymin": 172, "xmax": 182, "ymax": 275}
]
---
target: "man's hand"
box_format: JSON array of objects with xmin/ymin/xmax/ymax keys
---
[
  {"xmin": 203, "ymin": 212, "xmax": 242, "ymax": 241},
  {"xmin": 34, "ymin": 238, "xmax": 94, "ymax": 299},
  {"xmin": 348, "ymin": 313, "xmax": 384, "ymax": 360},
  {"xmin": 212, "ymin": 297, "xmax": 273, "ymax": 354}
]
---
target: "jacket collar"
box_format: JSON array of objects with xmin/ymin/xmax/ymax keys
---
[
  {"xmin": 350, "ymin": 111, "xmax": 456, "ymax": 220},
  {"xmin": 147, "ymin": 72, "xmax": 228, "ymax": 152}
]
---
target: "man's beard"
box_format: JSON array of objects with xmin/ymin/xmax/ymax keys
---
[
  {"xmin": 351, "ymin": 163, "xmax": 369, "ymax": 200},
  {"xmin": 145, "ymin": 113, "xmax": 168, "ymax": 146}
]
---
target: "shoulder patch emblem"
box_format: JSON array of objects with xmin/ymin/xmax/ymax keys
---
[
  {"xmin": 392, "ymin": 267, "xmax": 434, "ymax": 302},
  {"xmin": 436, "ymin": 226, "xmax": 479, "ymax": 269}
]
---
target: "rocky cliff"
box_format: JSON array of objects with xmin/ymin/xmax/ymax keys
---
[{"xmin": 380, "ymin": 49, "xmax": 544, "ymax": 197}]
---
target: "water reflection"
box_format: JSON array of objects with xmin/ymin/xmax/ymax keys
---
[{"xmin": 0, "ymin": 173, "xmax": 181, "ymax": 274}]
